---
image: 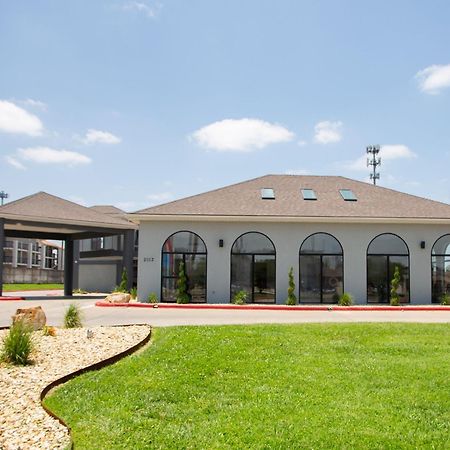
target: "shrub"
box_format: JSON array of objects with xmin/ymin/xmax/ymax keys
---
[
  {"xmin": 64, "ymin": 304, "xmax": 83, "ymax": 328},
  {"xmin": 117, "ymin": 268, "xmax": 129, "ymax": 293},
  {"xmin": 286, "ymin": 267, "xmax": 297, "ymax": 305},
  {"xmin": 232, "ymin": 290, "xmax": 248, "ymax": 305},
  {"xmin": 441, "ymin": 293, "xmax": 450, "ymax": 305},
  {"xmin": 338, "ymin": 292, "xmax": 353, "ymax": 306},
  {"xmin": 390, "ymin": 266, "xmax": 401, "ymax": 306},
  {"xmin": 43, "ymin": 325, "xmax": 57, "ymax": 337},
  {"xmin": 130, "ymin": 287, "xmax": 138, "ymax": 300},
  {"xmin": 147, "ymin": 292, "xmax": 158, "ymax": 303},
  {"xmin": 176, "ymin": 261, "xmax": 190, "ymax": 304},
  {"xmin": 1, "ymin": 320, "xmax": 33, "ymax": 365}
]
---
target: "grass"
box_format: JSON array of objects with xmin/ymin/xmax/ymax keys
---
[
  {"xmin": 44, "ymin": 324, "xmax": 450, "ymax": 449},
  {"xmin": 1, "ymin": 320, "xmax": 33, "ymax": 365},
  {"xmin": 63, "ymin": 304, "xmax": 83, "ymax": 328},
  {"xmin": 3, "ymin": 283, "xmax": 63, "ymax": 292}
]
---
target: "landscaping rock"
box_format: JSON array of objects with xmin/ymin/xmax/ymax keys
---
[
  {"xmin": 12, "ymin": 306, "xmax": 46, "ymax": 331},
  {"xmin": 104, "ymin": 293, "xmax": 131, "ymax": 303},
  {"xmin": 0, "ymin": 325, "xmax": 150, "ymax": 450}
]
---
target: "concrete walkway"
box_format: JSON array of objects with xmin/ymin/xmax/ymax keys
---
[{"xmin": 1, "ymin": 299, "xmax": 449, "ymax": 328}]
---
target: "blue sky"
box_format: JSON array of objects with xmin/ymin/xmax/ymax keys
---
[{"xmin": 1, "ymin": 0, "xmax": 450, "ymax": 210}]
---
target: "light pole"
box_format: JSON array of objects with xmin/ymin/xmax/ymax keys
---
[
  {"xmin": 366, "ymin": 145, "xmax": 381, "ymax": 185},
  {"xmin": 0, "ymin": 191, "xmax": 8, "ymax": 206}
]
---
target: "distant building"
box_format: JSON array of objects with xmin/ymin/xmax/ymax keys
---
[
  {"xmin": 76, "ymin": 206, "xmax": 138, "ymax": 292},
  {"xmin": 2, "ymin": 238, "xmax": 64, "ymax": 284}
]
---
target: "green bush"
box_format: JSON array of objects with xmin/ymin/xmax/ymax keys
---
[
  {"xmin": 176, "ymin": 261, "xmax": 190, "ymax": 304},
  {"xmin": 116, "ymin": 268, "xmax": 129, "ymax": 293},
  {"xmin": 147, "ymin": 292, "xmax": 158, "ymax": 303},
  {"xmin": 130, "ymin": 287, "xmax": 138, "ymax": 300},
  {"xmin": 1, "ymin": 320, "xmax": 33, "ymax": 365},
  {"xmin": 338, "ymin": 292, "xmax": 353, "ymax": 306},
  {"xmin": 64, "ymin": 304, "xmax": 83, "ymax": 328},
  {"xmin": 232, "ymin": 290, "xmax": 248, "ymax": 305},
  {"xmin": 286, "ymin": 267, "xmax": 297, "ymax": 305},
  {"xmin": 441, "ymin": 293, "xmax": 450, "ymax": 305},
  {"xmin": 73, "ymin": 288, "xmax": 88, "ymax": 295},
  {"xmin": 390, "ymin": 266, "xmax": 401, "ymax": 306}
]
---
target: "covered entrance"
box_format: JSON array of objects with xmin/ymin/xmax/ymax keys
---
[{"xmin": 0, "ymin": 192, "xmax": 136, "ymax": 297}]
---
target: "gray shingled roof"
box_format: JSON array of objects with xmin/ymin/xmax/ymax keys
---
[
  {"xmin": 133, "ymin": 175, "xmax": 450, "ymax": 220},
  {"xmin": 0, "ymin": 192, "xmax": 135, "ymax": 229}
]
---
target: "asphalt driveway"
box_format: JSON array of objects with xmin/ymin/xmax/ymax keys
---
[{"xmin": 1, "ymin": 299, "xmax": 449, "ymax": 328}]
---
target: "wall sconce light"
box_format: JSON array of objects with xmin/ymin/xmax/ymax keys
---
[
  {"xmin": 420, "ymin": 241, "xmax": 426, "ymax": 249},
  {"xmin": 219, "ymin": 239, "xmax": 224, "ymax": 248}
]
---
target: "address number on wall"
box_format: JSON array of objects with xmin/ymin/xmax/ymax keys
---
[{"xmin": 143, "ymin": 257, "xmax": 155, "ymax": 262}]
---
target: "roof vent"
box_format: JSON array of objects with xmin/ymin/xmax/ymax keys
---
[
  {"xmin": 339, "ymin": 189, "xmax": 357, "ymax": 201},
  {"xmin": 261, "ymin": 188, "xmax": 275, "ymax": 200},
  {"xmin": 301, "ymin": 189, "xmax": 317, "ymax": 200}
]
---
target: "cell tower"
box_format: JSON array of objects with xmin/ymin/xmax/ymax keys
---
[
  {"xmin": 0, "ymin": 190, "xmax": 8, "ymax": 206},
  {"xmin": 366, "ymin": 145, "xmax": 381, "ymax": 185}
]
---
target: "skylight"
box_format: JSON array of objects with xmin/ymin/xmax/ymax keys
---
[
  {"xmin": 301, "ymin": 189, "xmax": 317, "ymax": 200},
  {"xmin": 261, "ymin": 188, "xmax": 275, "ymax": 199},
  {"xmin": 339, "ymin": 189, "xmax": 357, "ymax": 201}
]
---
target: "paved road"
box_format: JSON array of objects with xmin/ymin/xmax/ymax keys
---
[{"xmin": 1, "ymin": 299, "xmax": 449, "ymax": 328}]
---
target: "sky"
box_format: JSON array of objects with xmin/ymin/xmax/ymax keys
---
[{"xmin": 1, "ymin": 0, "xmax": 450, "ymax": 211}]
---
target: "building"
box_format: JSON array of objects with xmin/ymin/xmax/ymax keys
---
[
  {"xmin": 2, "ymin": 238, "xmax": 64, "ymax": 284},
  {"xmin": 131, "ymin": 175, "xmax": 450, "ymax": 305},
  {"xmin": 76, "ymin": 205, "xmax": 138, "ymax": 292},
  {"xmin": 0, "ymin": 192, "xmax": 137, "ymax": 296}
]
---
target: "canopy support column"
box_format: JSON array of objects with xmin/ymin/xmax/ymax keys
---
[{"xmin": 64, "ymin": 237, "xmax": 74, "ymax": 296}]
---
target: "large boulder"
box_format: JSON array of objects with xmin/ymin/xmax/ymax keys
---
[
  {"xmin": 104, "ymin": 293, "xmax": 131, "ymax": 304},
  {"xmin": 12, "ymin": 306, "xmax": 46, "ymax": 331}
]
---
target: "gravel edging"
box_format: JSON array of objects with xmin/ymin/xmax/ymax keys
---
[{"xmin": 0, "ymin": 325, "xmax": 151, "ymax": 450}]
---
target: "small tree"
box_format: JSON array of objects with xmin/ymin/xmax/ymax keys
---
[
  {"xmin": 176, "ymin": 261, "xmax": 190, "ymax": 304},
  {"xmin": 390, "ymin": 266, "xmax": 401, "ymax": 306},
  {"xmin": 286, "ymin": 267, "xmax": 297, "ymax": 305},
  {"xmin": 118, "ymin": 267, "xmax": 128, "ymax": 293}
]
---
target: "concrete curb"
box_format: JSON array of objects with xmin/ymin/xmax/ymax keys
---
[{"xmin": 95, "ymin": 301, "xmax": 450, "ymax": 312}]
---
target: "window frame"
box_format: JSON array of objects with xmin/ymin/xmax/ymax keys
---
[
  {"xmin": 160, "ymin": 231, "xmax": 207, "ymax": 303},
  {"xmin": 230, "ymin": 231, "xmax": 276, "ymax": 304},
  {"xmin": 366, "ymin": 233, "xmax": 410, "ymax": 304},
  {"xmin": 299, "ymin": 232, "xmax": 344, "ymax": 304}
]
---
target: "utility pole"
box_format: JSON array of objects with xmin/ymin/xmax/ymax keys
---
[
  {"xmin": 366, "ymin": 145, "xmax": 381, "ymax": 185},
  {"xmin": 0, "ymin": 191, "xmax": 8, "ymax": 206}
]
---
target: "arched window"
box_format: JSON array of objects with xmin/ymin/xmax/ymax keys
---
[
  {"xmin": 161, "ymin": 231, "xmax": 207, "ymax": 303},
  {"xmin": 299, "ymin": 233, "xmax": 343, "ymax": 303},
  {"xmin": 367, "ymin": 233, "xmax": 410, "ymax": 304},
  {"xmin": 231, "ymin": 232, "xmax": 276, "ymax": 303},
  {"xmin": 431, "ymin": 235, "xmax": 450, "ymax": 303}
]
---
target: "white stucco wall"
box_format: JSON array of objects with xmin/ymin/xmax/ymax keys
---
[
  {"xmin": 137, "ymin": 220, "xmax": 450, "ymax": 304},
  {"xmin": 79, "ymin": 263, "xmax": 117, "ymax": 292}
]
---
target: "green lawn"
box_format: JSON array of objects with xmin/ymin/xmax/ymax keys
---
[
  {"xmin": 45, "ymin": 324, "xmax": 450, "ymax": 449},
  {"xmin": 2, "ymin": 283, "xmax": 63, "ymax": 292}
]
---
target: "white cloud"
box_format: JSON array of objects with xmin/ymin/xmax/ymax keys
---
[
  {"xmin": 146, "ymin": 192, "xmax": 173, "ymax": 205},
  {"xmin": 297, "ymin": 140, "xmax": 307, "ymax": 147},
  {"xmin": 314, "ymin": 121, "xmax": 343, "ymax": 144},
  {"xmin": 190, "ymin": 118, "xmax": 294, "ymax": 152},
  {"xmin": 5, "ymin": 155, "xmax": 26, "ymax": 170},
  {"xmin": 285, "ymin": 169, "xmax": 310, "ymax": 175},
  {"xmin": 82, "ymin": 129, "xmax": 121, "ymax": 145},
  {"xmin": 416, "ymin": 64, "xmax": 450, "ymax": 94},
  {"xmin": 0, "ymin": 100, "xmax": 43, "ymax": 136},
  {"xmin": 23, "ymin": 98, "xmax": 47, "ymax": 111},
  {"xmin": 17, "ymin": 146, "xmax": 91, "ymax": 166},
  {"xmin": 122, "ymin": 1, "xmax": 161, "ymax": 18},
  {"xmin": 381, "ymin": 144, "xmax": 417, "ymax": 160},
  {"xmin": 341, "ymin": 144, "xmax": 416, "ymax": 171}
]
